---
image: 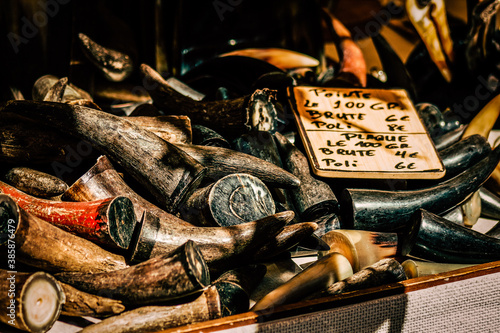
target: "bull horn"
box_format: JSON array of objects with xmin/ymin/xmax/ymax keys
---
[
  {"xmin": 55, "ymin": 240, "xmax": 210, "ymax": 305},
  {"xmin": 2, "ymin": 167, "xmax": 69, "ymax": 198},
  {"xmin": 410, "ymin": 209, "xmax": 500, "ymax": 264},
  {"xmin": 251, "ymin": 252, "xmax": 353, "ymax": 311},
  {"xmin": 1, "ymin": 100, "xmax": 206, "ymax": 213},
  {"xmin": 62, "ymin": 156, "xmax": 294, "ymax": 265},
  {"xmin": 340, "ymin": 145, "xmax": 500, "ymax": 231},
  {"xmin": 0, "ymin": 180, "xmax": 136, "ymax": 249},
  {"xmin": 402, "ymin": 259, "xmax": 475, "ymax": 278},
  {"xmin": 0, "ymin": 194, "xmax": 127, "ymax": 273}
]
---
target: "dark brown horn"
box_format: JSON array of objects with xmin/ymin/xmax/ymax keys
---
[
  {"xmin": 1, "ymin": 100, "xmax": 206, "ymax": 213},
  {"xmin": 306, "ymin": 258, "xmax": 407, "ymax": 300},
  {"xmin": 55, "ymin": 240, "xmax": 210, "ymax": 305},
  {"xmin": 274, "ymin": 131, "xmax": 338, "ymax": 220},
  {"xmin": 2, "ymin": 167, "xmax": 68, "ymax": 198},
  {"xmin": 0, "ymin": 194, "xmax": 127, "ymax": 273},
  {"xmin": 141, "ymin": 63, "xmax": 279, "ymax": 136},
  {"xmin": 62, "ymin": 156, "xmax": 294, "ymax": 265}
]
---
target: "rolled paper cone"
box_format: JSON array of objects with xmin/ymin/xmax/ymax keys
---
[
  {"xmin": 340, "ymin": 145, "xmax": 500, "ymax": 231},
  {"xmin": 141, "ymin": 64, "xmax": 279, "ymax": 136},
  {"xmin": 319, "ymin": 229, "xmax": 416, "ymax": 272},
  {"xmin": 130, "ymin": 210, "xmax": 293, "ymax": 265},
  {"xmin": 59, "ymin": 282, "xmax": 125, "ymax": 318},
  {"xmin": 274, "ymin": 132, "xmax": 338, "ymax": 220},
  {"xmin": 1, "ymin": 100, "xmax": 207, "ymax": 214},
  {"xmin": 2, "ymin": 167, "xmax": 69, "ymax": 198},
  {"xmin": 410, "ymin": 209, "xmax": 500, "ymax": 263},
  {"xmin": 251, "ymin": 252, "xmax": 353, "ymax": 311},
  {"xmin": 63, "ymin": 156, "xmax": 294, "ymax": 265},
  {"xmin": 55, "ymin": 240, "xmax": 210, "ymax": 305},
  {"xmin": 0, "ymin": 270, "xmax": 65, "ymax": 333},
  {"xmin": 180, "ymin": 173, "xmax": 276, "ymax": 227},
  {"xmin": 125, "ymin": 115, "xmax": 192, "ymax": 144},
  {"xmin": 479, "ymin": 186, "xmax": 500, "ymax": 220},
  {"xmin": 192, "ymin": 124, "xmax": 230, "ymax": 148},
  {"xmin": 307, "ymin": 258, "xmax": 407, "ymax": 300},
  {"xmin": 402, "ymin": 259, "xmax": 475, "ymax": 278},
  {"xmin": 0, "ymin": 180, "xmax": 136, "ymax": 250},
  {"xmin": 0, "ymin": 194, "xmax": 127, "ymax": 273},
  {"xmin": 175, "ymin": 143, "xmax": 300, "ymax": 188},
  {"xmin": 79, "ymin": 285, "xmax": 222, "ymax": 333}
]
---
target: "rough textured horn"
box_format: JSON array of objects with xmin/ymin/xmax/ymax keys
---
[
  {"xmin": 55, "ymin": 240, "xmax": 209, "ymax": 305},
  {"xmin": 59, "ymin": 282, "xmax": 125, "ymax": 318},
  {"xmin": 141, "ymin": 63, "xmax": 279, "ymax": 136},
  {"xmin": 63, "ymin": 156, "xmax": 294, "ymax": 265},
  {"xmin": 312, "ymin": 213, "xmax": 341, "ymax": 238},
  {"xmin": 78, "ymin": 285, "xmax": 221, "ymax": 333},
  {"xmin": 125, "ymin": 115, "xmax": 192, "ymax": 144},
  {"xmin": 1, "ymin": 100, "xmax": 206, "ymax": 214},
  {"xmin": 78, "ymin": 33, "xmax": 134, "ymax": 82},
  {"xmin": 410, "ymin": 209, "xmax": 500, "ymax": 264},
  {"xmin": 0, "ymin": 270, "xmax": 65, "ymax": 333},
  {"xmin": 2, "ymin": 167, "xmax": 68, "ymax": 198},
  {"xmin": 251, "ymin": 252, "xmax": 353, "ymax": 311},
  {"xmin": 175, "ymin": 143, "xmax": 300, "ymax": 188},
  {"xmin": 180, "ymin": 173, "xmax": 276, "ymax": 227},
  {"xmin": 340, "ymin": 145, "xmax": 500, "ymax": 231},
  {"xmin": 0, "ymin": 194, "xmax": 127, "ymax": 273},
  {"xmin": 307, "ymin": 258, "xmax": 407, "ymax": 300},
  {"xmin": 32, "ymin": 74, "xmax": 93, "ymax": 103},
  {"xmin": 402, "ymin": 259, "xmax": 475, "ymax": 279},
  {"xmin": 319, "ymin": 229, "xmax": 416, "ymax": 272},
  {"xmin": 0, "ymin": 180, "xmax": 136, "ymax": 249},
  {"xmin": 130, "ymin": 210, "xmax": 293, "ymax": 265},
  {"xmin": 274, "ymin": 132, "xmax": 338, "ymax": 220}
]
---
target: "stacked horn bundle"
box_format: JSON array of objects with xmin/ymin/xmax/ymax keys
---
[{"xmin": 3, "ymin": 3, "xmax": 500, "ymax": 329}]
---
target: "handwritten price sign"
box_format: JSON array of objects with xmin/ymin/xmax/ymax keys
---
[{"xmin": 289, "ymin": 87, "xmax": 445, "ymax": 179}]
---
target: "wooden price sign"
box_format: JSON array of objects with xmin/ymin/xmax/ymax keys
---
[{"xmin": 289, "ymin": 87, "xmax": 445, "ymax": 179}]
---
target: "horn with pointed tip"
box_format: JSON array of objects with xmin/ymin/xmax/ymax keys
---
[
  {"xmin": 130, "ymin": 211, "xmax": 293, "ymax": 265},
  {"xmin": 192, "ymin": 124, "xmax": 230, "ymax": 148},
  {"xmin": 1, "ymin": 100, "xmax": 206, "ymax": 214},
  {"xmin": 307, "ymin": 258, "xmax": 407, "ymax": 300},
  {"xmin": 0, "ymin": 180, "xmax": 136, "ymax": 249},
  {"xmin": 59, "ymin": 282, "xmax": 125, "ymax": 318},
  {"xmin": 55, "ymin": 240, "xmax": 209, "ymax": 305},
  {"xmin": 175, "ymin": 143, "xmax": 300, "ymax": 188},
  {"xmin": 62, "ymin": 156, "xmax": 294, "ymax": 265},
  {"xmin": 251, "ymin": 252, "xmax": 353, "ymax": 311},
  {"xmin": 341, "ymin": 145, "xmax": 500, "ymax": 231},
  {"xmin": 180, "ymin": 173, "xmax": 276, "ymax": 227},
  {"xmin": 78, "ymin": 33, "xmax": 134, "ymax": 82},
  {"xmin": 0, "ymin": 270, "xmax": 65, "ymax": 333},
  {"xmin": 0, "ymin": 194, "xmax": 127, "ymax": 273},
  {"xmin": 319, "ymin": 229, "xmax": 416, "ymax": 273},
  {"xmin": 402, "ymin": 259, "xmax": 475, "ymax": 279},
  {"xmin": 479, "ymin": 186, "xmax": 500, "ymax": 220},
  {"xmin": 410, "ymin": 209, "xmax": 500, "ymax": 263},
  {"xmin": 141, "ymin": 63, "xmax": 279, "ymax": 136},
  {"xmin": 274, "ymin": 131, "xmax": 338, "ymax": 220},
  {"xmin": 3, "ymin": 167, "xmax": 69, "ymax": 198}
]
